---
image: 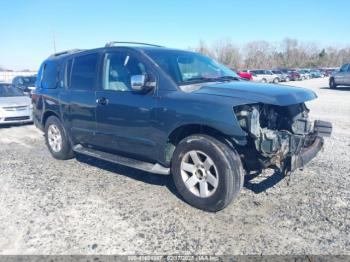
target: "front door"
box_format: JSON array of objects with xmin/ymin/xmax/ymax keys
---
[
  {"xmin": 335, "ymin": 64, "xmax": 349, "ymax": 85},
  {"xmin": 95, "ymin": 50, "xmax": 159, "ymax": 161}
]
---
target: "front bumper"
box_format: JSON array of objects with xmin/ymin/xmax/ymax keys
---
[
  {"xmin": 290, "ymin": 136, "xmax": 323, "ymax": 172},
  {"xmin": 289, "ymin": 120, "xmax": 332, "ymax": 172},
  {"xmin": 0, "ymin": 109, "xmax": 33, "ymax": 125}
]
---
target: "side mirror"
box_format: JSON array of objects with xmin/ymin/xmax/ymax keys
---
[
  {"xmin": 131, "ymin": 74, "xmax": 156, "ymax": 92},
  {"xmin": 131, "ymin": 75, "xmax": 146, "ymax": 91}
]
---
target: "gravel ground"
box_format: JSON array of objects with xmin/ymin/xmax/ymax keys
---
[{"xmin": 0, "ymin": 78, "xmax": 349, "ymax": 255}]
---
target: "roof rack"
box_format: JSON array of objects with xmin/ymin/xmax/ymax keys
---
[
  {"xmin": 50, "ymin": 49, "xmax": 83, "ymax": 58},
  {"xmin": 105, "ymin": 41, "xmax": 163, "ymax": 48}
]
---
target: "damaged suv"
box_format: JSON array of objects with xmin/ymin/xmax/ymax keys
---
[{"xmin": 32, "ymin": 42, "xmax": 332, "ymax": 211}]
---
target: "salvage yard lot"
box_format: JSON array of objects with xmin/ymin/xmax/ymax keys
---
[{"xmin": 0, "ymin": 78, "xmax": 349, "ymax": 255}]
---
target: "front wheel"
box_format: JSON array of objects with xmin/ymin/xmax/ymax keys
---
[
  {"xmin": 273, "ymin": 78, "xmax": 279, "ymax": 84},
  {"xmin": 171, "ymin": 135, "xmax": 244, "ymax": 212},
  {"xmin": 45, "ymin": 116, "xmax": 74, "ymax": 160},
  {"xmin": 329, "ymin": 78, "xmax": 337, "ymax": 89}
]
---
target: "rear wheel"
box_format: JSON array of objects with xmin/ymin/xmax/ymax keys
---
[
  {"xmin": 171, "ymin": 134, "xmax": 244, "ymax": 212},
  {"xmin": 45, "ymin": 116, "xmax": 74, "ymax": 160},
  {"xmin": 261, "ymin": 78, "xmax": 267, "ymax": 83},
  {"xmin": 329, "ymin": 78, "xmax": 337, "ymax": 89}
]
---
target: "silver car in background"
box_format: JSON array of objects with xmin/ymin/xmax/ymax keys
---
[
  {"xmin": 0, "ymin": 83, "xmax": 33, "ymax": 125},
  {"xmin": 272, "ymin": 70, "xmax": 290, "ymax": 82},
  {"xmin": 329, "ymin": 63, "xmax": 350, "ymax": 89}
]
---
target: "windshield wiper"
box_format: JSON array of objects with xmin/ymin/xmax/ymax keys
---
[
  {"xmin": 183, "ymin": 75, "xmax": 240, "ymax": 84},
  {"xmin": 212, "ymin": 76, "xmax": 241, "ymax": 81}
]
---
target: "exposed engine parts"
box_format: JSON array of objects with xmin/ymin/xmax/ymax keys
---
[{"xmin": 234, "ymin": 103, "xmax": 331, "ymax": 173}]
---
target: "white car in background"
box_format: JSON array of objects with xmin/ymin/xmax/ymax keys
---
[
  {"xmin": 0, "ymin": 83, "xmax": 33, "ymax": 125},
  {"xmin": 249, "ymin": 69, "xmax": 280, "ymax": 83}
]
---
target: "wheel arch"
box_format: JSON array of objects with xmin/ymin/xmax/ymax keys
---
[
  {"xmin": 163, "ymin": 124, "xmax": 241, "ymax": 166},
  {"xmin": 42, "ymin": 110, "xmax": 61, "ymax": 127}
]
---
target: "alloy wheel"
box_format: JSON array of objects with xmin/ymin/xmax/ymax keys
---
[{"xmin": 180, "ymin": 150, "xmax": 219, "ymax": 198}]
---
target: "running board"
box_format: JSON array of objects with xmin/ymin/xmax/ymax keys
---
[{"xmin": 73, "ymin": 144, "xmax": 170, "ymax": 175}]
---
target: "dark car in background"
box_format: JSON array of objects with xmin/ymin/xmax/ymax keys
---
[
  {"xmin": 32, "ymin": 42, "xmax": 332, "ymax": 211},
  {"xmin": 12, "ymin": 75, "xmax": 37, "ymax": 95},
  {"xmin": 288, "ymin": 70, "xmax": 301, "ymax": 81}
]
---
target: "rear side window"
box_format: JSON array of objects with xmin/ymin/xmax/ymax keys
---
[
  {"xmin": 71, "ymin": 53, "xmax": 99, "ymax": 90},
  {"xmin": 41, "ymin": 61, "xmax": 58, "ymax": 89},
  {"xmin": 65, "ymin": 59, "xmax": 73, "ymax": 88}
]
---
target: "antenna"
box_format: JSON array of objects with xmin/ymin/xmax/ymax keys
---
[{"xmin": 52, "ymin": 31, "xmax": 56, "ymax": 53}]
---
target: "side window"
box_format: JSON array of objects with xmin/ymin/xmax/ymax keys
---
[
  {"xmin": 65, "ymin": 59, "xmax": 73, "ymax": 88},
  {"xmin": 103, "ymin": 52, "xmax": 148, "ymax": 92},
  {"xmin": 339, "ymin": 64, "xmax": 348, "ymax": 72},
  {"xmin": 71, "ymin": 53, "xmax": 99, "ymax": 90},
  {"xmin": 41, "ymin": 61, "xmax": 58, "ymax": 89}
]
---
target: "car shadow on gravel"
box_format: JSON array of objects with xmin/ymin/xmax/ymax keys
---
[
  {"xmin": 76, "ymin": 153, "xmax": 285, "ymax": 198},
  {"xmin": 243, "ymin": 171, "xmax": 286, "ymax": 194},
  {"xmin": 320, "ymin": 87, "xmax": 350, "ymax": 91},
  {"xmin": 0, "ymin": 122, "xmax": 33, "ymax": 128},
  {"xmin": 75, "ymin": 154, "xmax": 182, "ymax": 199}
]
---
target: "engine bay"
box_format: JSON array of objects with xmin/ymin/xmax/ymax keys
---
[{"xmin": 234, "ymin": 103, "xmax": 320, "ymax": 173}]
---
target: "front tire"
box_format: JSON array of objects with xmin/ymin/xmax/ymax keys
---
[
  {"xmin": 45, "ymin": 116, "xmax": 74, "ymax": 160},
  {"xmin": 171, "ymin": 135, "xmax": 244, "ymax": 212},
  {"xmin": 329, "ymin": 78, "xmax": 337, "ymax": 89}
]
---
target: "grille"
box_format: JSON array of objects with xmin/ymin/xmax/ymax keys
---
[
  {"xmin": 3, "ymin": 106, "xmax": 28, "ymax": 111},
  {"xmin": 4, "ymin": 116, "xmax": 30, "ymax": 121}
]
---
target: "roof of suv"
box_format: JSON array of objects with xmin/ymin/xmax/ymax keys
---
[{"xmin": 47, "ymin": 42, "xmax": 175, "ymax": 61}]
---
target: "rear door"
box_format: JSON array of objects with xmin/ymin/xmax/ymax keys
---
[{"xmin": 59, "ymin": 52, "xmax": 100, "ymax": 145}]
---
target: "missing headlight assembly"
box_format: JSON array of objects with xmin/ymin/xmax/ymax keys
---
[{"xmin": 234, "ymin": 103, "xmax": 332, "ymax": 174}]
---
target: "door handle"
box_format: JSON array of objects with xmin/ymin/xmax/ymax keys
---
[{"xmin": 96, "ymin": 97, "xmax": 109, "ymax": 105}]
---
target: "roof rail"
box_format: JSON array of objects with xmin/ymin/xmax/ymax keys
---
[
  {"xmin": 50, "ymin": 49, "xmax": 83, "ymax": 58},
  {"xmin": 105, "ymin": 41, "xmax": 163, "ymax": 48}
]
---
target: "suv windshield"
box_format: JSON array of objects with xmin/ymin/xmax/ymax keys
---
[
  {"xmin": 145, "ymin": 50, "xmax": 239, "ymax": 86},
  {"xmin": 0, "ymin": 84, "xmax": 25, "ymax": 97}
]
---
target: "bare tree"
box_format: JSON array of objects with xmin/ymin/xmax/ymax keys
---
[{"xmin": 192, "ymin": 38, "xmax": 349, "ymax": 70}]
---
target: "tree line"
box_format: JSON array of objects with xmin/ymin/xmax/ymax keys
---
[{"xmin": 192, "ymin": 38, "xmax": 350, "ymax": 70}]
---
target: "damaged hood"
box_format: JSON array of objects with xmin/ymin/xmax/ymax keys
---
[{"xmin": 193, "ymin": 81, "xmax": 317, "ymax": 106}]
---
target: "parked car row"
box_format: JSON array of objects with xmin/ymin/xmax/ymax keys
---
[{"xmin": 234, "ymin": 67, "xmax": 338, "ymax": 83}]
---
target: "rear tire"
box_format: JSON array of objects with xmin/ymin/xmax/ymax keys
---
[
  {"xmin": 261, "ymin": 78, "xmax": 267, "ymax": 83},
  {"xmin": 171, "ymin": 134, "xmax": 244, "ymax": 212},
  {"xmin": 45, "ymin": 116, "xmax": 74, "ymax": 160}
]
